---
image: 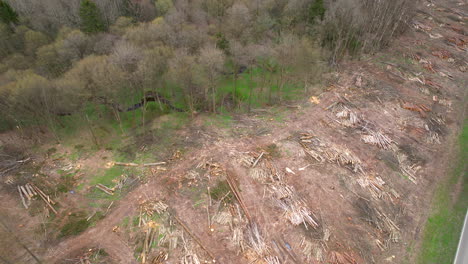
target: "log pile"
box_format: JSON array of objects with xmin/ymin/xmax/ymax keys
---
[
  {"xmin": 137, "ymin": 200, "xmax": 169, "ymax": 263},
  {"xmin": 140, "ymin": 221, "xmax": 160, "ymax": 264},
  {"xmin": 17, "ymin": 183, "xmax": 58, "ymax": 215}
]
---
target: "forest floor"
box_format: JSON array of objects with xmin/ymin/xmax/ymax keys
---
[{"xmin": 0, "ymin": 0, "xmax": 467, "ymax": 263}]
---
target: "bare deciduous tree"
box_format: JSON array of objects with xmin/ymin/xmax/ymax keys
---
[{"xmin": 198, "ymin": 45, "xmax": 225, "ymax": 112}]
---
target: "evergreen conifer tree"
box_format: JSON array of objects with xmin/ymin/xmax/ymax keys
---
[
  {"xmin": 0, "ymin": 0, "xmax": 19, "ymax": 25},
  {"xmin": 79, "ymin": 0, "xmax": 106, "ymax": 33}
]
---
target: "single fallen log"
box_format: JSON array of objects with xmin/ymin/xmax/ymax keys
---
[
  {"xmin": 113, "ymin": 161, "xmax": 167, "ymax": 167},
  {"xmin": 143, "ymin": 162, "xmax": 167, "ymax": 167},
  {"xmin": 252, "ymin": 152, "xmax": 264, "ymax": 168},
  {"xmin": 114, "ymin": 162, "xmax": 139, "ymax": 167},
  {"xmin": 95, "ymin": 184, "xmax": 114, "ymax": 195},
  {"xmin": 173, "ymin": 215, "xmax": 217, "ymax": 262}
]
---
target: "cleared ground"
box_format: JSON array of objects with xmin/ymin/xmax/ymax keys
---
[{"xmin": 0, "ymin": 1, "xmax": 467, "ymax": 263}]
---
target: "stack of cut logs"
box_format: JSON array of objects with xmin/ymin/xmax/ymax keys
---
[{"xmin": 17, "ymin": 183, "xmax": 58, "ymax": 214}]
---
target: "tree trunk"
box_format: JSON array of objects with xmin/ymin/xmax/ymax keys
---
[
  {"xmin": 85, "ymin": 114, "xmax": 99, "ymax": 148},
  {"xmin": 233, "ymin": 67, "xmax": 238, "ymax": 107},
  {"xmin": 248, "ymin": 69, "xmax": 254, "ymax": 112},
  {"xmin": 112, "ymin": 107, "xmax": 124, "ymax": 135}
]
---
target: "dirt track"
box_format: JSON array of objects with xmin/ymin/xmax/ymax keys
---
[{"xmin": 5, "ymin": 0, "xmax": 467, "ymax": 263}]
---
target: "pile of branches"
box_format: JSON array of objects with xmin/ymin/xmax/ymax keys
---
[
  {"xmin": 0, "ymin": 154, "xmax": 30, "ymax": 178},
  {"xmin": 329, "ymin": 102, "xmax": 396, "ymax": 150},
  {"xmin": 327, "ymin": 101, "xmax": 420, "ymax": 184},
  {"xmin": 356, "ymin": 199, "xmax": 401, "ymax": 246},
  {"xmin": 137, "ymin": 200, "xmax": 169, "ymax": 263},
  {"xmin": 300, "ymin": 133, "xmax": 364, "ymax": 173},
  {"xmin": 248, "ymin": 156, "xmax": 319, "ymax": 229},
  {"xmin": 299, "ymin": 133, "xmax": 398, "ymax": 199}
]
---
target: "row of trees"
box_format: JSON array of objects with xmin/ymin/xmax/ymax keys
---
[{"xmin": 0, "ymin": 0, "xmax": 414, "ymax": 133}]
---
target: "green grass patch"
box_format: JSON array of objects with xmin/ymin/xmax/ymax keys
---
[
  {"xmin": 210, "ymin": 180, "xmax": 234, "ymax": 204},
  {"xmin": 121, "ymin": 216, "xmax": 130, "ymax": 228},
  {"xmin": 59, "ymin": 212, "xmax": 90, "ymax": 238},
  {"xmin": 418, "ymin": 121, "xmax": 468, "ymax": 264},
  {"xmin": 204, "ymin": 113, "xmax": 233, "ymax": 128},
  {"xmin": 218, "ymin": 67, "xmax": 304, "ymax": 109},
  {"xmin": 90, "ymin": 167, "xmax": 125, "ymax": 186},
  {"xmin": 132, "ymin": 215, "xmax": 139, "ymax": 227}
]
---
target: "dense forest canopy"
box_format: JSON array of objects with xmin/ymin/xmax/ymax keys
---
[{"xmin": 0, "ymin": 0, "xmax": 414, "ymax": 134}]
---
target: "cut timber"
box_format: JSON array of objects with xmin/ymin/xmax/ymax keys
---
[
  {"xmin": 31, "ymin": 184, "xmax": 56, "ymax": 205},
  {"xmin": 35, "ymin": 189, "xmax": 58, "ymax": 215},
  {"xmin": 26, "ymin": 183, "xmax": 37, "ymax": 196},
  {"xmin": 113, "ymin": 161, "xmax": 167, "ymax": 167},
  {"xmin": 95, "ymin": 184, "xmax": 114, "ymax": 195},
  {"xmin": 143, "ymin": 162, "xmax": 167, "ymax": 166},
  {"xmin": 226, "ymin": 172, "xmax": 252, "ymax": 222},
  {"xmin": 20, "ymin": 186, "xmax": 31, "ymax": 200},
  {"xmin": 18, "ymin": 186, "xmax": 28, "ymax": 209},
  {"xmin": 114, "ymin": 162, "xmax": 139, "ymax": 167},
  {"xmin": 252, "ymin": 152, "xmax": 264, "ymax": 168}
]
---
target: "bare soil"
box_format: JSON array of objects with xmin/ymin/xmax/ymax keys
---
[{"xmin": 1, "ymin": 1, "xmax": 467, "ymax": 263}]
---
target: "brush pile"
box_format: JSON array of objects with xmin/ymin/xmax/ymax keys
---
[
  {"xmin": 328, "ymin": 251, "xmax": 358, "ymax": 264},
  {"xmin": 328, "ymin": 102, "xmax": 396, "ymax": 150},
  {"xmin": 425, "ymin": 115, "xmax": 445, "ymax": 144},
  {"xmin": 248, "ymin": 158, "xmax": 319, "ymax": 229},
  {"xmin": 180, "ymin": 236, "xmax": 201, "ymax": 264},
  {"xmin": 137, "ymin": 200, "xmax": 169, "ymax": 263},
  {"xmin": 360, "ymin": 127, "xmax": 395, "ymax": 150},
  {"xmin": 356, "ymin": 199, "xmax": 401, "ymax": 246},
  {"xmin": 0, "ymin": 155, "xmax": 30, "ymax": 178},
  {"xmin": 271, "ymin": 184, "xmax": 319, "ymax": 228},
  {"xmin": 300, "ymin": 133, "xmax": 364, "ymax": 174},
  {"xmin": 327, "ymin": 100, "xmax": 423, "ymax": 184},
  {"xmin": 299, "ymin": 133, "xmax": 399, "ymax": 199},
  {"xmin": 395, "ymin": 153, "xmax": 418, "ymax": 184}
]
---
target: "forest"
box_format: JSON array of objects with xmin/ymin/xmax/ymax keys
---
[
  {"xmin": 2, "ymin": 1, "xmax": 467, "ymax": 264},
  {"xmin": 0, "ymin": 0, "xmax": 413, "ymax": 136}
]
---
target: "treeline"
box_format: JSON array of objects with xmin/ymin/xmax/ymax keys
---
[{"xmin": 0, "ymin": 0, "xmax": 414, "ymax": 133}]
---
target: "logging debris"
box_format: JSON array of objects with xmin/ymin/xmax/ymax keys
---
[
  {"xmin": 300, "ymin": 133, "xmax": 364, "ymax": 173},
  {"xmin": 174, "ymin": 215, "xmax": 217, "ymax": 262},
  {"xmin": 249, "ymin": 159, "xmax": 319, "ymax": 229},
  {"xmin": 401, "ymin": 102, "xmax": 431, "ymax": 117},
  {"xmin": 328, "ymin": 251, "xmax": 357, "ymax": 264},
  {"xmin": 328, "ymin": 102, "xmax": 397, "ymax": 150}
]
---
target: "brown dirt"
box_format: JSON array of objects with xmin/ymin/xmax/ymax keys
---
[{"xmin": 1, "ymin": 1, "xmax": 467, "ymax": 263}]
